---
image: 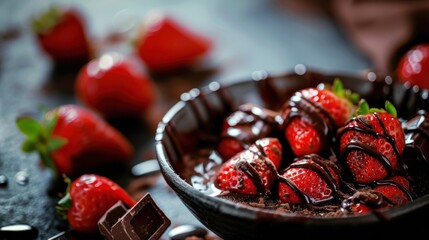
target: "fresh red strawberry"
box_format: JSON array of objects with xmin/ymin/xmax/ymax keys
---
[
  {"xmin": 215, "ymin": 138, "xmax": 282, "ymax": 195},
  {"xmin": 75, "ymin": 52, "xmax": 156, "ymax": 118},
  {"xmin": 397, "ymin": 43, "xmax": 429, "ymax": 90},
  {"xmin": 57, "ymin": 174, "xmax": 136, "ymax": 233},
  {"xmin": 278, "ymin": 154, "xmax": 341, "ymax": 205},
  {"xmin": 216, "ymin": 103, "xmax": 282, "ymax": 161},
  {"xmin": 16, "ymin": 104, "xmax": 134, "ymax": 178},
  {"xmin": 282, "ymin": 79, "xmax": 359, "ymax": 157},
  {"xmin": 32, "ymin": 6, "xmax": 92, "ymax": 65},
  {"xmin": 338, "ymin": 100, "xmax": 405, "ymax": 184},
  {"xmin": 134, "ymin": 11, "xmax": 212, "ymax": 72}
]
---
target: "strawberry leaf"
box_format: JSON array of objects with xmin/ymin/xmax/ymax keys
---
[
  {"xmin": 356, "ymin": 99, "xmax": 370, "ymax": 116},
  {"xmin": 333, "ymin": 78, "xmax": 344, "ymax": 98},
  {"xmin": 15, "ymin": 108, "xmax": 65, "ymax": 178},
  {"xmin": 32, "ymin": 6, "xmax": 62, "ymax": 34},
  {"xmin": 47, "ymin": 138, "xmax": 67, "ymax": 152},
  {"xmin": 56, "ymin": 175, "xmax": 72, "ymax": 221},
  {"xmin": 22, "ymin": 139, "xmax": 37, "ymax": 152},
  {"xmin": 45, "ymin": 110, "xmax": 59, "ymax": 134},
  {"xmin": 16, "ymin": 116, "xmax": 42, "ymax": 139},
  {"xmin": 333, "ymin": 78, "xmax": 360, "ymax": 105},
  {"xmin": 385, "ymin": 101, "xmax": 397, "ymax": 118}
]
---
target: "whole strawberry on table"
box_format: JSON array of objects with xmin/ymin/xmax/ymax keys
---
[
  {"xmin": 16, "ymin": 104, "xmax": 134, "ymax": 178},
  {"xmin": 75, "ymin": 52, "xmax": 156, "ymax": 119},
  {"xmin": 31, "ymin": 6, "xmax": 92, "ymax": 65},
  {"xmin": 56, "ymin": 174, "xmax": 136, "ymax": 233},
  {"xmin": 134, "ymin": 10, "xmax": 212, "ymax": 73}
]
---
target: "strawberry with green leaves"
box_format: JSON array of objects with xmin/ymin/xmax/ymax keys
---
[
  {"xmin": 57, "ymin": 174, "xmax": 135, "ymax": 233},
  {"xmin": 281, "ymin": 79, "xmax": 359, "ymax": 157},
  {"xmin": 16, "ymin": 104, "xmax": 133, "ymax": 178},
  {"xmin": 337, "ymin": 100, "xmax": 405, "ymax": 184}
]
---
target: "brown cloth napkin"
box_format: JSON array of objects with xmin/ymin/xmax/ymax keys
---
[
  {"xmin": 277, "ymin": 0, "xmax": 429, "ymax": 75},
  {"xmin": 330, "ymin": 0, "xmax": 429, "ymax": 75}
]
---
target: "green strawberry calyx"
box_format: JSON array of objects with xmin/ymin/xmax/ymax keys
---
[
  {"xmin": 32, "ymin": 6, "xmax": 64, "ymax": 35},
  {"xmin": 56, "ymin": 175, "xmax": 72, "ymax": 221},
  {"xmin": 16, "ymin": 109, "xmax": 67, "ymax": 177},
  {"xmin": 331, "ymin": 78, "xmax": 360, "ymax": 105},
  {"xmin": 355, "ymin": 99, "xmax": 398, "ymax": 118}
]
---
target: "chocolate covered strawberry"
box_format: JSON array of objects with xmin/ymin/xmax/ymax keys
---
[
  {"xmin": 344, "ymin": 175, "xmax": 412, "ymax": 214},
  {"xmin": 278, "ymin": 154, "xmax": 341, "ymax": 205},
  {"xmin": 216, "ymin": 103, "xmax": 282, "ymax": 161},
  {"xmin": 215, "ymin": 138, "xmax": 282, "ymax": 195},
  {"xmin": 75, "ymin": 52, "xmax": 156, "ymax": 118},
  {"xmin": 32, "ymin": 6, "xmax": 91, "ymax": 65},
  {"xmin": 338, "ymin": 100, "xmax": 405, "ymax": 184},
  {"xmin": 57, "ymin": 174, "xmax": 136, "ymax": 233},
  {"xmin": 16, "ymin": 104, "xmax": 134, "ymax": 177},
  {"xmin": 282, "ymin": 79, "xmax": 359, "ymax": 157},
  {"xmin": 135, "ymin": 11, "xmax": 212, "ymax": 72}
]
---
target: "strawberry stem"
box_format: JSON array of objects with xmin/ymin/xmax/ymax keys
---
[
  {"xmin": 56, "ymin": 175, "xmax": 72, "ymax": 221},
  {"xmin": 32, "ymin": 6, "xmax": 63, "ymax": 34},
  {"xmin": 16, "ymin": 110, "xmax": 67, "ymax": 178},
  {"xmin": 333, "ymin": 78, "xmax": 360, "ymax": 105}
]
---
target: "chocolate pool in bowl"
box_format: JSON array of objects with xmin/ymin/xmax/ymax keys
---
[{"xmin": 155, "ymin": 69, "xmax": 429, "ymax": 239}]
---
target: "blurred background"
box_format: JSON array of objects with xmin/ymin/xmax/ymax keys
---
[{"xmin": 0, "ymin": 0, "xmax": 373, "ymax": 84}]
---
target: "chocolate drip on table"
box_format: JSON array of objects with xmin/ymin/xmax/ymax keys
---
[
  {"xmin": 337, "ymin": 112, "xmax": 403, "ymax": 179},
  {"xmin": 281, "ymin": 92, "xmax": 336, "ymax": 157}
]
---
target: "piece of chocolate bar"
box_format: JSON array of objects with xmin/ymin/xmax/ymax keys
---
[
  {"xmin": 98, "ymin": 201, "xmax": 129, "ymax": 240},
  {"xmin": 100, "ymin": 193, "xmax": 171, "ymax": 240}
]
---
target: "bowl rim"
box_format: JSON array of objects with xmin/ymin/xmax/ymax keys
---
[{"xmin": 155, "ymin": 69, "xmax": 429, "ymax": 226}]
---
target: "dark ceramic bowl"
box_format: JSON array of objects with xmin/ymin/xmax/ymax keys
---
[{"xmin": 155, "ymin": 69, "xmax": 429, "ymax": 239}]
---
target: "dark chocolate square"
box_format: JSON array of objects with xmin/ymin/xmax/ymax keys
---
[
  {"xmin": 111, "ymin": 193, "xmax": 171, "ymax": 240},
  {"xmin": 98, "ymin": 201, "xmax": 129, "ymax": 240}
]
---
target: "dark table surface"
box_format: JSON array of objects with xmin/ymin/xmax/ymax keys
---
[{"xmin": 0, "ymin": 0, "xmax": 372, "ymax": 239}]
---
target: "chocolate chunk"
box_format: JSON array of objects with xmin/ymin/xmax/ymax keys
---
[
  {"xmin": 98, "ymin": 201, "xmax": 129, "ymax": 240},
  {"xmin": 168, "ymin": 224, "xmax": 208, "ymax": 240},
  {"xmin": 103, "ymin": 193, "xmax": 170, "ymax": 240}
]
